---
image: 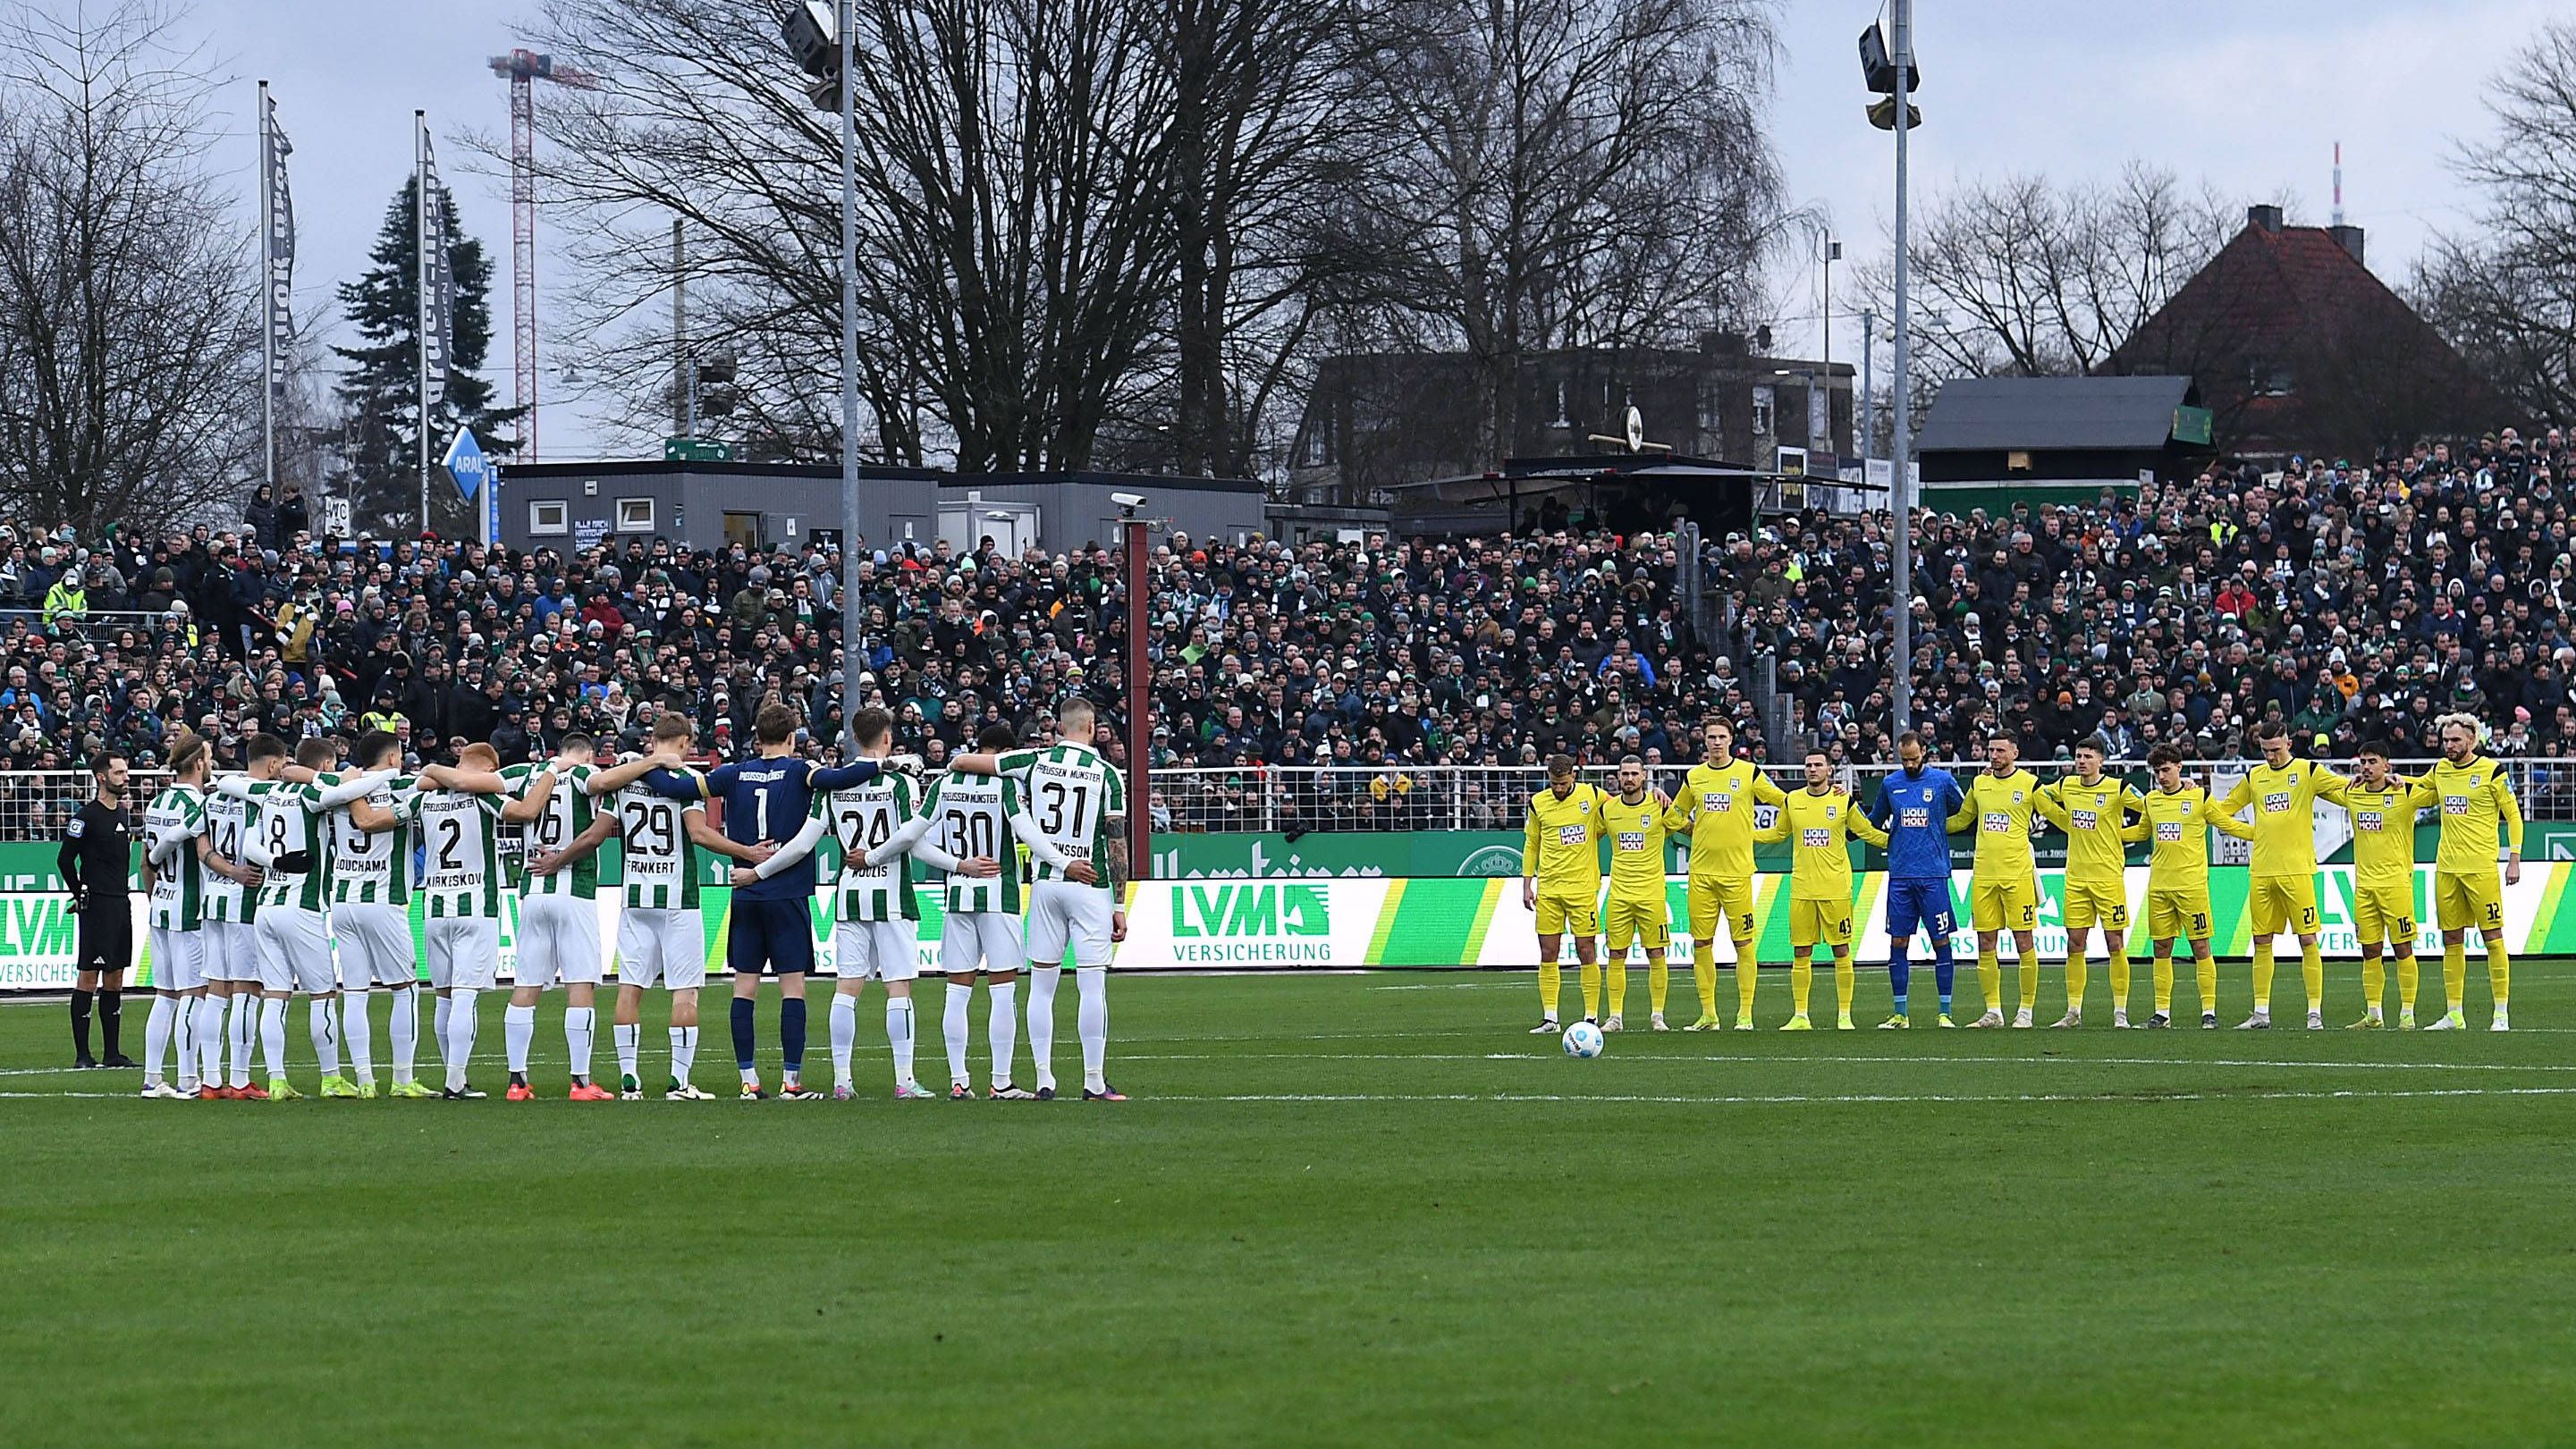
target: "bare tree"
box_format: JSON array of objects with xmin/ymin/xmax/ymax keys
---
[
  {"xmin": 1338, "ymin": 0, "xmax": 1782, "ymax": 467},
  {"xmin": 2419, "ymin": 18, "xmax": 2576, "ymax": 425},
  {"xmin": 0, "ymin": 0, "xmax": 257, "ymax": 538}
]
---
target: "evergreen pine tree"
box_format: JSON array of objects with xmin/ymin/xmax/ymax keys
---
[{"xmin": 334, "ymin": 176, "xmax": 522, "ymax": 538}]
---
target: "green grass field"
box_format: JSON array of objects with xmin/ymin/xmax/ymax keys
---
[{"xmin": 6, "ymin": 963, "xmax": 2576, "ymax": 1447}]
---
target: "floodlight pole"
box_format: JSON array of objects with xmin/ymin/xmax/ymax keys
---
[
  {"xmin": 1125, "ymin": 513, "xmax": 1149, "ymax": 884},
  {"xmin": 837, "ymin": 0, "xmax": 862, "ymax": 753},
  {"xmin": 1888, "ymin": 0, "xmax": 1915, "ymax": 737}
]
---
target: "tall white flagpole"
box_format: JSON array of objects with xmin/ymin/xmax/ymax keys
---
[
  {"xmin": 417, "ymin": 110, "xmax": 431, "ymax": 537},
  {"xmin": 259, "ymin": 81, "xmax": 275, "ymax": 499}
]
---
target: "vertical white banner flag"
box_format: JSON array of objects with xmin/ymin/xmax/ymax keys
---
[
  {"xmin": 418, "ymin": 129, "xmax": 452, "ymax": 409},
  {"xmin": 262, "ymin": 89, "xmax": 294, "ymax": 407}
]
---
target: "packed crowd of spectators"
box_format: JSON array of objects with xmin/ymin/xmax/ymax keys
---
[{"xmin": 6, "ymin": 425, "xmax": 2576, "ymax": 838}]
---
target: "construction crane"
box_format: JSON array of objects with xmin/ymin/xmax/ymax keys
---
[{"xmin": 487, "ymin": 48, "xmax": 600, "ymax": 460}]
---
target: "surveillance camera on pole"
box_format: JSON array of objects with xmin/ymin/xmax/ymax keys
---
[{"xmin": 1111, "ymin": 492, "xmax": 1148, "ymax": 515}]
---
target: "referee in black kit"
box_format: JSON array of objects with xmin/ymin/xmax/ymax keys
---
[{"xmin": 59, "ymin": 754, "xmax": 136, "ymax": 1069}]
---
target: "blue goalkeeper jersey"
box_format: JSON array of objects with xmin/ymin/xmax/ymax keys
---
[
  {"xmin": 655, "ymin": 754, "xmax": 885, "ymax": 901},
  {"xmin": 1869, "ymin": 767, "xmax": 1965, "ymax": 880}
]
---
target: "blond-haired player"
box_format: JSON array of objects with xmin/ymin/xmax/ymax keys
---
[
  {"xmin": 1524, "ymin": 754, "xmax": 1609, "ymax": 1033},
  {"xmin": 1661, "ymin": 719, "xmax": 1785, "ymax": 1030},
  {"xmin": 2424, "ymin": 714, "xmax": 2522, "ymax": 1031},
  {"xmin": 1599, "ymin": 755, "xmax": 1672, "ymax": 1031},
  {"xmin": 2034, "ymin": 735, "xmax": 2143, "ymax": 1027},
  {"xmin": 1753, "ymin": 751, "xmax": 1886, "ymax": 1030},
  {"xmin": 2341, "ymin": 739, "xmax": 2428, "ymax": 1029},
  {"xmin": 1948, "ymin": 734, "xmax": 2046, "ymax": 1027}
]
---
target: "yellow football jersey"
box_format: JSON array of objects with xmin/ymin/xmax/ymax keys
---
[
  {"xmin": 2342, "ymin": 778, "xmax": 2428, "ymax": 887},
  {"xmin": 1524, "ymin": 783, "xmax": 1609, "ymax": 896},
  {"xmin": 2217, "ymin": 759, "xmax": 2348, "ymax": 878},
  {"xmin": 1948, "ymin": 769, "xmax": 2042, "ymax": 884},
  {"xmin": 2426, "ymin": 755, "xmax": 2523, "ymax": 871},
  {"xmin": 2039, "ymin": 775, "xmax": 2143, "ymax": 886},
  {"xmin": 2126, "ymin": 784, "xmax": 2256, "ymax": 893},
  {"xmin": 1756, "ymin": 788, "xmax": 1888, "ymax": 899},
  {"xmin": 1662, "ymin": 759, "xmax": 1786, "ymax": 880},
  {"xmin": 1601, "ymin": 790, "xmax": 1671, "ymax": 896}
]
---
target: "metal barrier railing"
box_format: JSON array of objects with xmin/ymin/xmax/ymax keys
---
[{"xmin": 1145, "ymin": 759, "xmax": 2576, "ymax": 834}]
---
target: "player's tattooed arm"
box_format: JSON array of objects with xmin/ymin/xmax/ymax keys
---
[{"xmin": 1105, "ymin": 813, "xmax": 1129, "ymax": 942}]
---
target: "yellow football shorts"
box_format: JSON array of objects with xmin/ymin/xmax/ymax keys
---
[
  {"xmin": 1603, "ymin": 891, "xmax": 1669, "ymax": 954},
  {"xmin": 1534, "ymin": 890, "xmax": 1598, "ymax": 939},
  {"xmin": 2143, "ymin": 889, "xmax": 2214, "ymax": 944},
  {"xmin": 1686, "ymin": 874, "xmax": 1758, "ymax": 947},
  {"xmin": 1971, "ymin": 876, "xmax": 2038, "ymax": 932},
  {"xmin": 2248, "ymin": 872, "xmax": 2318, "ymax": 937},
  {"xmin": 1789, "ymin": 897, "xmax": 1853, "ymax": 949},
  {"xmin": 2062, "ymin": 878, "xmax": 2131, "ymax": 931},
  {"xmin": 2435, "ymin": 870, "xmax": 2504, "ymax": 934},
  {"xmin": 2352, "ymin": 880, "xmax": 2417, "ymax": 945}
]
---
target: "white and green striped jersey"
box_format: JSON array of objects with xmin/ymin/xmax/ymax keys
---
[
  {"xmin": 330, "ymin": 774, "xmax": 419, "ymax": 906},
  {"xmin": 928, "ymin": 770, "xmax": 1023, "ymax": 914},
  {"xmin": 201, "ymin": 786, "xmax": 255, "ymax": 923},
  {"xmin": 997, "ymin": 743, "xmax": 1125, "ymax": 888},
  {"xmin": 414, "ymin": 788, "xmax": 507, "ymax": 919},
  {"xmin": 508, "ymin": 761, "xmax": 597, "ymax": 898},
  {"xmin": 145, "ymin": 785, "xmax": 207, "ymax": 931},
  {"xmin": 823, "ymin": 774, "xmax": 919, "ymax": 922},
  {"xmin": 614, "ymin": 780, "xmax": 701, "ymax": 911},
  {"xmin": 235, "ymin": 776, "xmax": 333, "ymax": 914}
]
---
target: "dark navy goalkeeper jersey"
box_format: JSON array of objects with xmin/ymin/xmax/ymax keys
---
[{"xmin": 652, "ymin": 754, "xmax": 882, "ymax": 901}]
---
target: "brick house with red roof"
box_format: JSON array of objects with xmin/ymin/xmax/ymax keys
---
[{"xmin": 2109, "ymin": 205, "xmax": 2492, "ymax": 459}]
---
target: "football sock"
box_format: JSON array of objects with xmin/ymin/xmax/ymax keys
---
[
  {"xmin": 1075, "ymin": 967, "xmax": 1109, "ymax": 1093},
  {"xmin": 1833, "ymin": 955, "xmax": 1855, "ymax": 1017},
  {"xmin": 831, "ymin": 991, "xmax": 859, "ymax": 1087},
  {"xmin": 988, "ymin": 981, "xmax": 1018, "ymax": 1090},
  {"xmin": 1978, "ymin": 948, "xmax": 2000, "ymax": 1014},
  {"xmin": 1791, "ymin": 956, "xmax": 1813, "ymax": 1016},
  {"xmin": 504, "ymin": 1004, "xmax": 537, "ymax": 1074},
  {"xmin": 1537, "ymin": 962, "xmax": 1561, "ymax": 1018},
  {"xmin": 228, "ymin": 995, "xmax": 256, "ymax": 1087},
  {"xmin": 2017, "ymin": 953, "xmax": 2039, "ymax": 1014},
  {"xmin": 2066, "ymin": 952, "xmax": 2088, "ymax": 1015},
  {"xmin": 343, "ymin": 990, "xmax": 375, "ymax": 1081},
  {"xmin": 886, "ymin": 998, "xmax": 916, "ymax": 1086},
  {"xmin": 614, "ymin": 1023, "xmax": 640, "ymax": 1081},
  {"xmin": 670, "ymin": 1025, "xmax": 698, "ymax": 1081},
  {"xmin": 2443, "ymin": 941, "xmax": 2467, "ymax": 1013},
  {"xmin": 308, "ymin": 998, "xmax": 341, "ymax": 1075},
  {"xmin": 390, "ymin": 989, "xmax": 418, "ymax": 1083},
  {"xmin": 1578, "ymin": 961, "xmax": 1602, "ymax": 1020},
  {"xmin": 2301, "ymin": 941, "xmax": 2324, "ymax": 1010},
  {"xmin": 143, "ymin": 996, "xmax": 175, "ymax": 1082},
  {"xmin": 1027, "ymin": 966, "xmax": 1060, "ymax": 1091},
  {"xmin": 260, "ymin": 997, "xmax": 288, "ymax": 1079},
  {"xmin": 172, "ymin": 995, "xmax": 194, "ymax": 1085},
  {"xmin": 2362, "ymin": 952, "xmax": 2386, "ymax": 1009},
  {"xmin": 1647, "ymin": 957, "xmax": 1667, "ymax": 1015},
  {"xmin": 195, "ymin": 996, "xmax": 224, "ymax": 1085},
  {"xmin": 98, "ymin": 989, "xmax": 122, "ymax": 1059},
  {"xmin": 1735, "ymin": 949, "xmax": 1759, "ymax": 1021},
  {"xmin": 2109, "ymin": 939, "xmax": 2131, "ymax": 1012},
  {"xmin": 2488, "ymin": 945, "xmax": 2513, "ymax": 1007},
  {"xmin": 564, "ymin": 1006, "xmax": 595, "ymax": 1082},
  {"xmin": 2251, "ymin": 942, "xmax": 2276, "ymax": 1012},
  {"xmin": 731, "ymin": 996, "xmax": 757, "ymax": 1075},
  {"xmin": 434, "ymin": 995, "xmax": 453, "ymax": 1069},
  {"xmin": 2152, "ymin": 955, "xmax": 2175, "ymax": 1014},
  {"xmin": 70, "ymin": 989, "xmax": 91, "ymax": 1058},
  {"xmin": 2195, "ymin": 953, "xmax": 2217, "ymax": 1016},
  {"xmin": 1932, "ymin": 941, "xmax": 1955, "ymax": 1012},
  {"xmin": 943, "ymin": 983, "xmax": 973, "ymax": 1083},
  {"xmin": 1606, "ymin": 960, "xmax": 1627, "ymax": 1017},
  {"xmin": 781, "ymin": 997, "xmax": 808, "ymax": 1078},
  {"xmin": 2397, "ymin": 951, "xmax": 2419, "ymax": 1013},
  {"xmin": 1888, "ymin": 944, "xmax": 1912, "ymax": 1015},
  {"xmin": 444, "ymin": 988, "xmax": 479, "ymax": 1091},
  {"xmin": 1693, "ymin": 944, "xmax": 1718, "ymax": 1016}
]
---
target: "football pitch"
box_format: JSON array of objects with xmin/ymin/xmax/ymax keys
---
[{"xmin": 8, "ymin": 965, "xmax": 2576, "ymax": 1446}]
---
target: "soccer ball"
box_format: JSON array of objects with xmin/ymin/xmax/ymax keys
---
[{"xmin": 1562, "ymin": 1021, "xmax": 1604, "ymax": 1058}]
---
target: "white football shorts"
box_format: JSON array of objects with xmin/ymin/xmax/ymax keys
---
[
  {"xmin": 1026, "ymin": 881, "xmax": 1116, "ymax": 970},
  {"xmin": 615, "ymin": 907, "xmax": 703, "ymax": 991}
]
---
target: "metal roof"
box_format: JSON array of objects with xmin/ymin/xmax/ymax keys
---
[{"xmin": 1914, "ymin": 375, "xmax": 2193, "ymax": 453}]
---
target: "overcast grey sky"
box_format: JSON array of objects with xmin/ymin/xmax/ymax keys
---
[{"xmin": 189, "ymin": 0, "xmax": 2556, "ymax": 462}]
